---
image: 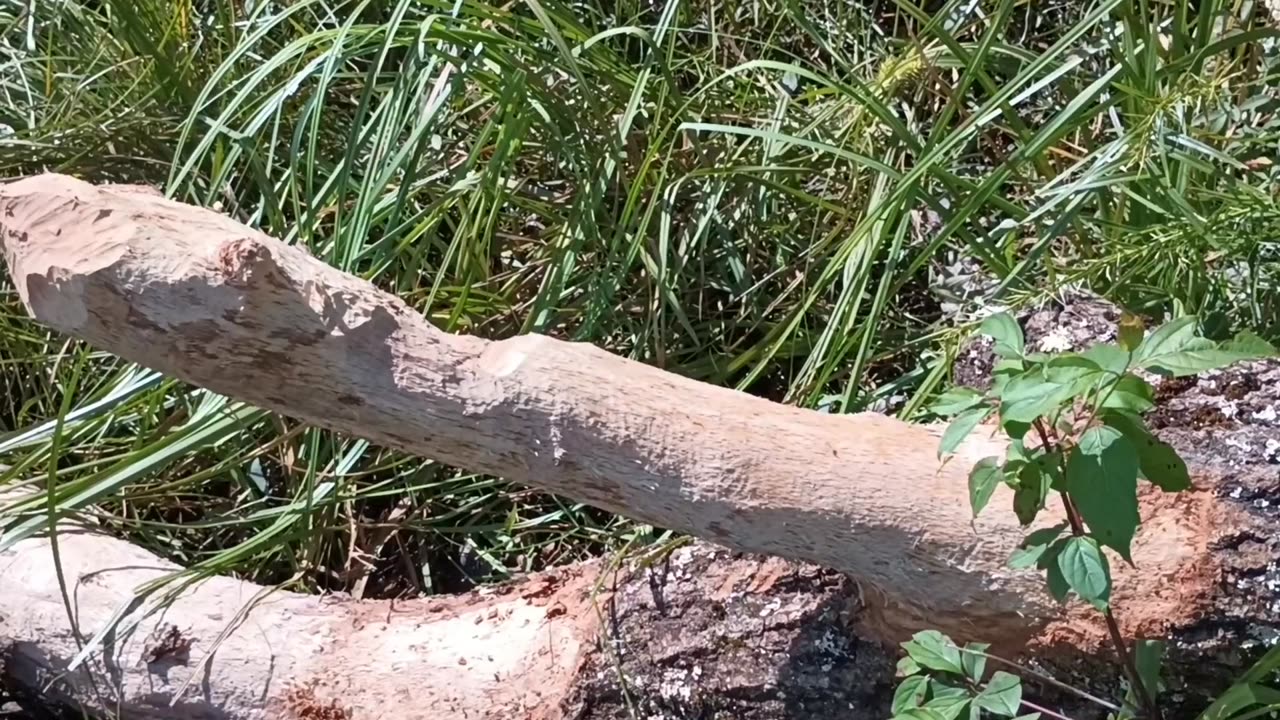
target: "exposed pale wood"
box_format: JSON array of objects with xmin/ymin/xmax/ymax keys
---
[
  {"xmin": 2, "ymin": 516, "xmax": 593, "ymax": 719},
  {"xmin": 4, "ymin": 501, "xmax": 905, "ymax": 720},
  {"xmin": 0, "ymin": 174, "xmax": 1241, "ymax": 650}
]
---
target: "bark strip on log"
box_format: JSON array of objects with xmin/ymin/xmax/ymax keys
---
[{"xmin": 0, "ymin": 174, "xmax": 1247, "ymax": 648}]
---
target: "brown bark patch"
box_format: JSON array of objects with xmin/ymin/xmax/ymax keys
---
[{"xmin": 1035, "ymin": 481, "xmax": 1237, "ymax": 653}]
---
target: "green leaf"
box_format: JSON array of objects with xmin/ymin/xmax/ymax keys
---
[
  {"xmin": 1103, "ymin": 412, "xmax": 1190, "ymax": 492},
  {"xmin": 1004, "ymin": 439, "xmax": 1033, "ymax": 467},
  {"xmin": 1084, "ymin": 343, "xmax": 1132, "ymax": 376},
  {"xmin": 1195, "ymin": 645, "xmax": 1280, "ymax": 720},
  {"xmin": 1067, "ymin": 427, "xmax": 1140, "ymax": 560},
  {"xmin": 1013, "ymin": 446, "xmax": 1064, "ymax": 493},
  {"xmin": 991, "ymin": 359, "xmax": 1025, "ymax": 396},
  {"xmin": 1224, "ymin": 331, "xmax": 1276, "ymax": 357},
  {"xmin": 999, "ymin": 364, "xmax": 1099, "ymax": 426},
  {"xmin": 1008, "ymin": 546, "xmax": 1045, "ymax": 571},
  {"xmin": 1238, "ymin": 643, "xmax": 1280, "ymax": 685},
  {"xmin": 1134, "ymin": 316, "xmax": 1199, "ymax": 364},
  {"xmin": 925, "ymin": 694, "xmax": 972, "ymax": 720},
  {"xmin": 969, "ymin": 457, "xmax": 1003, "ymax": 518},
  {"xmin": 980, "ymin": 313, "xmax": 1025, "ymax": 359},
  {"xmin": 902, "ymin": 630, "xmax": 964, "ymax": 675},
  {"xmin": 931, "ymin": 683, "xmax": 972, "ymax": 702},
  {"xmin": 1011, "ymin": 463, "xmax": 1051, "ymax": 526},
  {"xmin": 1136, "ymin": 320, "xmax": 1273, "ymax": 377},
  {"xmin": 998, "ymin": 371, "xmax": 1068, "ymax": 424},
  {"xmin": 1012, "ymin": 487, "xmax": 1041, "ymax": 526},
  {"xmin": 1002, "ymin": 419, "xmax": 1032, "ymax": 442},
  {"xmin": 931, "ymin": 388, "xmax": 987, "ymax": 416},
  {"xmin": 1044, "ymin": 354, "xmax": 1103, "ymax": 384},
  {"xmin": 1100, "ymin": 375, "xmax": 1154, "ymax": 413},
  {"xmin": 1008, "ymin": 524, "xmax": 1069, "ymax": 569},
  {"xmin": 1039, "ymin": 536, "xmax": 1071, "ymax": 569},
  {"xmin": 1037, "ymin": 450, "xmax": 1066, "ymax": 491},
  {"xmin": 893, "ymin": 709, "xmax": 947, "ymax": 720},
  {"xmin": 1040, "ymin": 537, "xmax": 1072, "ymax": 602},
  {"xmin": 962, "ymin": 642, "xmax": 991, "ymax": 683},
  {"xmin": 1058, "ymin": 536, "xmax": 1111, "ymax": 610},
  {"xmin": 975, "ymin": 671, "xmax": 1023, "ymax": 717},
  {"xmin": 1198, "ymin": 684, "xmax": 1280, "ymax": 720},
  {"xmin": 894, "ymin": 676, "xmax": 931, "ymax": 713},
  {"xmin": 940, "ymin": 408, "xmax": 994, "ymax": 459},
  {"xmin": 1045, "ymin": 560, "xmax": 1071, "ymax": 603},
  {"xmin": 898, "ymin": 656, "xmax": 923, "ymax": 677},
  {"xmin": 1142, "ymin": 347, "xmax": 1272, "ymax": 377},
  {"xmin": 1118, "ymin": 314, "xmax": 1146, "ymax": 353},
  {"xmin": 927, "ymin": 681, "xmax": 973, "ymax": 720},
  {"xmin": 1133, "ymin": 639, "xmax": 1165, "ymax": 705}
]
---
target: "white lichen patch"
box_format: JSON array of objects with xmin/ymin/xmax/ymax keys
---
[
  {"xmin": 1265, "ymin": 439, "xmax": 1280, "ymax": 464},
  {"xmin": 1224, "ymin": 436, "xmax": 1254, "ymax": 454},
  {"xmin": 1038, "ymin": 328, "xmax": 1074, "ymax": 352},
  {"xmin": 657, "ymin": 667, "xmax": 695, "ymax": 701}
]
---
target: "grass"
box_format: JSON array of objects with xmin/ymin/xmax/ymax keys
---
[{"xmin": 0, "ymin": 0, "xmax": 1277, "ymax": 605}]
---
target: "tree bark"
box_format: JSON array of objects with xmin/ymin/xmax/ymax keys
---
[{"xmin": 0, "ymin": 173, "xmax": 1250, "ymax": 651}]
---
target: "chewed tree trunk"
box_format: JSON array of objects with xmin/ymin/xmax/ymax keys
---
[
  {"xmin": 0, "ymin": 174, "xmax": 1243, "ymax": 647},
  {"xmin": 1, "ymin": 176, "xmax": 1276, "ymax": 720}
]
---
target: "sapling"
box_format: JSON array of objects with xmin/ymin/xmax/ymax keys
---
[{"xmin": 890, "ymin": 312, "xmax": 1277, "ymax": 720}]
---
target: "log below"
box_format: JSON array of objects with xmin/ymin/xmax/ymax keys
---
[
  {"xmin": 2, "ymin": 510, "xmax": 899, "ymax": 720},
  {"xmin": 0, "ymin": 174, "xmax": 1254, "ymax": 650}
]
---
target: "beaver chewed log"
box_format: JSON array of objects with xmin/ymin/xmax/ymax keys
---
[{"xmin": 1, "ymin": 175, "xmax": 1274, "ymax": 720}]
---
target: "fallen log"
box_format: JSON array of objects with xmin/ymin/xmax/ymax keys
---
[
  {"xmin": 2, "ymin": 503, "xmax": 893, "ymax": 720},
  {"xmin": 0, "ymin": 174, "xmax": 1248, "ymax": 649}
]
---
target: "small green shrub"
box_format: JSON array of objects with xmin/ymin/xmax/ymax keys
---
[{"xmin": 891, "ymin": 313, "xmax": 1277, "ymax": 720}]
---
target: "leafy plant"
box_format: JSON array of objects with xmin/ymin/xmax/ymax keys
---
[
  {"xmin": 890, "ymin": 312, "xmax": 1278, "ymax": 720},
  {"xmin": 894, "ymin": 629, "xmax": 1035, "ymax": 720}
]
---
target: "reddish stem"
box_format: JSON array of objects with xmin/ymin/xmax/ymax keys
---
[{"xmin": 1031, "ymin": 419, "xmax": 1160, "ymax": 720}]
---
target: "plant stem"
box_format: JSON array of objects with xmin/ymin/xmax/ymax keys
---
[
  {"xmin": 1061, "ymin": 492, "xmax": 1086, "ymax": 536},
  {"xmin": 1021, "ymin": 698, "xmax": 1078, "ymax": 720},
  {"xmin": 974, "ymin": 651, "xmax": 1121, "ymax": 712},
  {"xmin": 1064, "ymin": 489, "xmax": 1160, "ymax": 720},
  {"xmin": 1063, "ymin": 492, "xmax": 1159, "ymax": 720},
  {"xmin": 1032, "ymin": 419, "xmax": 1161, "ymax": 720},
  {"xmin": 1103, "ymin": 607, "xmax": 1160, "ymax": 720}
]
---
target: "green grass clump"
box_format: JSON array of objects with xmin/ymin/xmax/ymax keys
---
[{"xmin": 0, "ymin": 0, "xmax": 1277, "ymax": 598}]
